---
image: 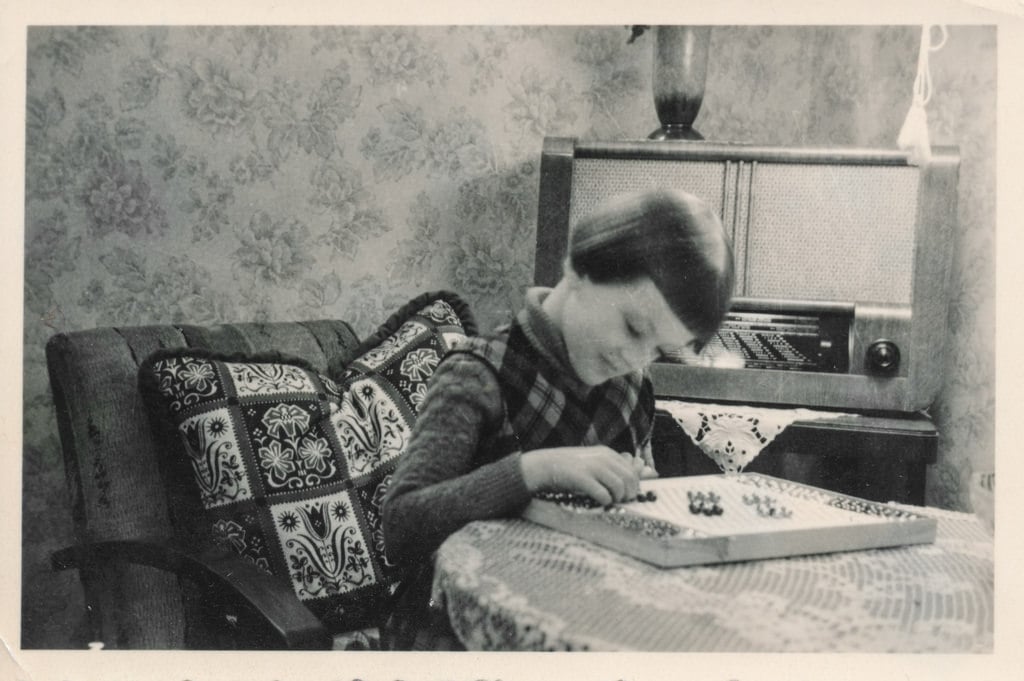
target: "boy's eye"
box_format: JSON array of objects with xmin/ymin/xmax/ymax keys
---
[{"xmin": 625, "ymin": 320, "xmax": 643, "ymax": 339}]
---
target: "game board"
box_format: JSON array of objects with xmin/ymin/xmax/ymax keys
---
[{"xmin": 522, "ymin": 473, "xmax": 937, "ymax": 567}]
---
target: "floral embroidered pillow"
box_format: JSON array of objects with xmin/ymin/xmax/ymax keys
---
[{"xmin": 138, "ymin": 291, "xmax": 476, "ymax": 633}]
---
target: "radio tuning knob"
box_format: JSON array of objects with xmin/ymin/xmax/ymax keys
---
[{"xmin": 866, "ymin": 339, "xmax": 900, "ymax": 375}]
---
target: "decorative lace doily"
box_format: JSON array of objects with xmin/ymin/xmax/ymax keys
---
[{"xmin": 657, "ymin": 400, "xmax": 852, "ymax": 473}]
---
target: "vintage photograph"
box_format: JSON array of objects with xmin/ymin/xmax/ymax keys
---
[{"xmin": 10, "ymin": 5, "xmax": 1010, "ymax": 679}]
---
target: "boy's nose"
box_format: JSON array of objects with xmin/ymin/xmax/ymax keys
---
[{"xmin": 621, "ymin": 343, "xmax": 659, "ymax": 372}]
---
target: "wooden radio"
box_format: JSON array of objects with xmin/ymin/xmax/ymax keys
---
[{"xmin": 534, "ymin": 137, "xmax": 960, "ymax": 413}]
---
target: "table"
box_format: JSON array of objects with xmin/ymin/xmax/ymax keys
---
[{"xmin": 431, "ymin": 505, "xmax": 993, "ymax": 652}]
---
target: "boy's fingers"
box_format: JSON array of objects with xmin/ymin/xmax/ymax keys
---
[{"xmin": 619, "ymin": 451, "xmax": 646, "ymax": 471}]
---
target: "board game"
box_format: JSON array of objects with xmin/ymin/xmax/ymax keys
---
[{"xmin": 521, "ymin": 473, "xmax": 937, "ymax": 567}]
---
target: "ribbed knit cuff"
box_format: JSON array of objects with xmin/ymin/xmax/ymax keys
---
[{"xmin": 466, "ymin": 451, "xmax": 533, "ymax": 515}]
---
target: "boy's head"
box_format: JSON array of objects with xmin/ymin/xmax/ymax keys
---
[{"xmin": 568, "ymin": 188, "xmax": 735, "ymax": 352}]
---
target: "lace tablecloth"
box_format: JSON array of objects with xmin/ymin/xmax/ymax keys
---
[{"xmin": 431, "ymin": 506, "xmax": 993, "ymax": 652}]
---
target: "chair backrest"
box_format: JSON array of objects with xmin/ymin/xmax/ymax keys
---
[{"xmin": 45, "ymin": 320, "xmax": 361, "ymax": 648}]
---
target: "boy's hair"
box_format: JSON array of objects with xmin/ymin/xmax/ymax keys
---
[{"xmin": 569, "ymin": 188, "xmax": 735, "ymax": 351}]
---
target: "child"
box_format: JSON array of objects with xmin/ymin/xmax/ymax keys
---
[{"xmin": 382, "ymin": 188, "xmax": 735, "ymax": 568}]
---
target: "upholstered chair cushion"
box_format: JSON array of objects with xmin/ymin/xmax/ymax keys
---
[{"xmin": 138, "ymin": 291, "xmax": 476, "ymax": 635}]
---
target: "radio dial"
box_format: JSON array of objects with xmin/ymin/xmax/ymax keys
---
[{"xmin": 866, "ymin": 340, "xmax": 900, "ymax": 375}]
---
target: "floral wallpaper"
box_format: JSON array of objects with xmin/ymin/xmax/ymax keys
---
[{"xmin": 22, "ymin": 25, "xmax": 995, "ymax": 648}]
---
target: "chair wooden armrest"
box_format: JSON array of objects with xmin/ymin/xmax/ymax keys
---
[{"xmin": 52, "ymin": 539, "xmax": 332, "ymax": 650}]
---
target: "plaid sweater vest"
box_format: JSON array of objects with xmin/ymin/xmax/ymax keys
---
[{"xmin": 449, "ymin": 319, "xmax": 655, "ymax": 463}]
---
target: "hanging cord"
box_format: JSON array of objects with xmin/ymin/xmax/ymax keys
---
[{"xmin": 897, "ymin": 25, "xmax": 948, "ymax": 165}]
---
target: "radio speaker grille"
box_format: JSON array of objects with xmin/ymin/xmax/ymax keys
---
[
  {"xmin": 567, "ymin": 157, "xmax": 918, "ymax": 306},
  {"xmin": 747, "ymin": 163, "xmax": 917, "ymax": 304},
  {"xmin": 570, "ymin": 158, "xmax": 728, "ymax": 227}
]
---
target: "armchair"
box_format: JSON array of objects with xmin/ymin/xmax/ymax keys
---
[{"xmin": 46, "ymin": 319, "xmax": 377, "ymax": 650}]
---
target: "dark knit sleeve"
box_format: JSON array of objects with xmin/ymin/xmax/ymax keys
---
[{"xmin": 381, "ymin": 352, "xmax": 531, "ymax": 564}]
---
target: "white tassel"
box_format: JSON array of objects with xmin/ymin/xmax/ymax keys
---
[
  {"xmin": 897, "ymin": 25, "xmax": 947, "ymax": 166},
  {"xmin": 897, "ymin": 101, "xmax": 930, "ymax": 166}
]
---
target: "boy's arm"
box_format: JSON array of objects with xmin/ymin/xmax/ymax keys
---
[{"xmin": 382, "ymin": 353, "xmax": 530, "ymax": 564}]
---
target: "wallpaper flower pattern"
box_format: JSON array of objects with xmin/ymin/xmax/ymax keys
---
[{"xmin": 22, "ymin": 25, "xmax": 995, "ymax": 648}]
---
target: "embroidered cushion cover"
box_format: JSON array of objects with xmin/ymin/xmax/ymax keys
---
[{"xmin": 138, "ymin": 292, "xmax": 476, "ymax": 633}]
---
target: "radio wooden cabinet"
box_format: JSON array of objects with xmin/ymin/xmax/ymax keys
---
[{"xmin": 535, "ymin": 137, "xmax": 960, "ymax": 413}]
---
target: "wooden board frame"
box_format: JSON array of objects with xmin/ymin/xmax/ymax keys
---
[{"xmin": 522, "ymin": 473, "xmax": 937, "ymax": 568}]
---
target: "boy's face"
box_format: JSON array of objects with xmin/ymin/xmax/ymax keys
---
[{"xmin": 560, "ymin": 273, "xmax": 698, "ymax": 386}]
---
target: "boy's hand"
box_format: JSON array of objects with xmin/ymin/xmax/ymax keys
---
[
  {"xmin": 620, "ymin": 450, "xmax": 658, "ymax": 480},
  {"xmin": 520, "ymin": 445, "xmax": 641, "ymax": 506}
]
